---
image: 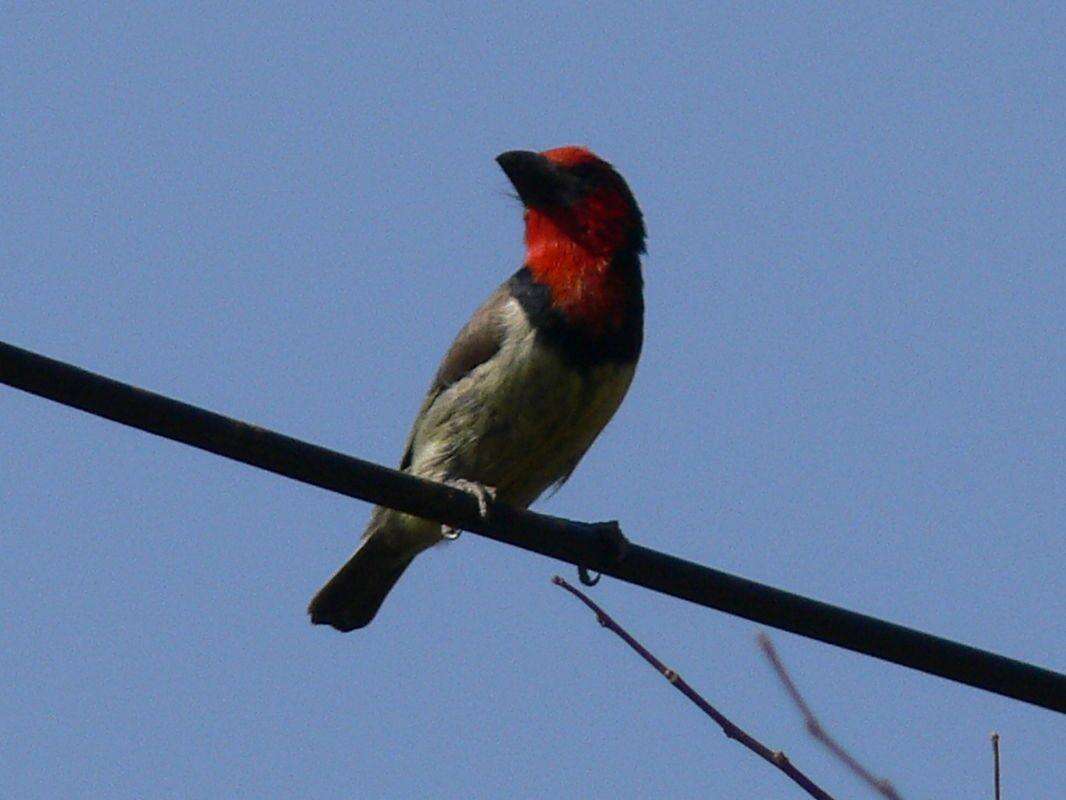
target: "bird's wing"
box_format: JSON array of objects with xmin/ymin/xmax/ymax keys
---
[{"xmin": 399, "ymin": 284, "xmax": 510, "ymax": 470}]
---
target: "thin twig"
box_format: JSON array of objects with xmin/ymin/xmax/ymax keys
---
[
  {"xmin": 553, "ymin": 576, "xmax": 835, "ymax": 800},
  {"xmin": 991, "ymin": 733, "xmax": 1000, "ymax": 800},
  {"xmin": 758, "ymin": 633, "xmax": 902, "ymax": 799}
]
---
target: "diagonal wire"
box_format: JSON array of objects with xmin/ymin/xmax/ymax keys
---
[{"xmin": 1, "ymin": 339, "xmax": 1063, "ymax": 713}]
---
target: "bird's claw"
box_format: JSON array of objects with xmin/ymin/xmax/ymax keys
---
[{"xmin": 441, "ymin": 479, "xmax": 497, "ymax": 540}]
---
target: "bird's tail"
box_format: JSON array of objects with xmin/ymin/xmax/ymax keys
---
[{"xmin": 308, "ymin": 507, "xmax": 427, "ymax": 632}]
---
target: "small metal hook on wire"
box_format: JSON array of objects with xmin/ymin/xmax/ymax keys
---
[{"xmin": 578, "ymin": 565, "xmax": 601, "ymax": 586}]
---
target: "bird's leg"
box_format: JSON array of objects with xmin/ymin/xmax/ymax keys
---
[
  {"xmin": 578, "ymin": 520, "xmax": 629, "ymax": 586},
  {"xmin": 441, "ymin": 479, "xmax": 497, "ymax": 540}
]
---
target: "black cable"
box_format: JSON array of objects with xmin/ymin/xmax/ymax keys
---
[{"xmin": 1, "ymin": 339, "xmax": 1063, "ymax": 713}]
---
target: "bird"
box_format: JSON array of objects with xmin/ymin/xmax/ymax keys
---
[{"xmin": 308, "ymin": 146, "xmax": 646, "ymax": 631}]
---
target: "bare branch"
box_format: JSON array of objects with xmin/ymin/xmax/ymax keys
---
[
  {"xmin": 553, "ymin": 575, "xmax": 836, "ymax": 800},
  {"xmin": 991, "ymin": 733, "xmax": 1001, "ymax": 800},
  {"xmin": 758, "ymin": 634, "xmax": 902, "ymax": 799}
]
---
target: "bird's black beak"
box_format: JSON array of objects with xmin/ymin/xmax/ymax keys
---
[{"xmin": 496, "ymin": 150, "xmax": 581, "ymax": 209}]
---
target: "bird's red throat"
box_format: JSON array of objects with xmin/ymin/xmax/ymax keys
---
[{"xmin": 523, "ymin": 195, "xmax": 633, "ymax": 335}]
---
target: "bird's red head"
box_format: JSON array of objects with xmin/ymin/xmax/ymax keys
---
[{"xmin": 496, "ymin": 146, "xmax": 645, "ymax": 333}]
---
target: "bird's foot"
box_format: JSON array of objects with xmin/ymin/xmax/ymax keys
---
[
  {"xmin": 441, "ymin": 479, "xmax": 497, "ymax": 540},
  {"xmin": 578, "ymin": 520, "xmax": 629, "ymax": 586}
]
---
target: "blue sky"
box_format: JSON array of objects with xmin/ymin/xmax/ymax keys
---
[{"xmin": 2, "ymin": 4, "xmax": 1063, "ymax": 797}]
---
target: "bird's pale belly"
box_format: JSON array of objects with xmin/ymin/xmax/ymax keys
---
[{"xmin": 406, "ymin": 328, "xmax": 635, "ymax": 509}]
